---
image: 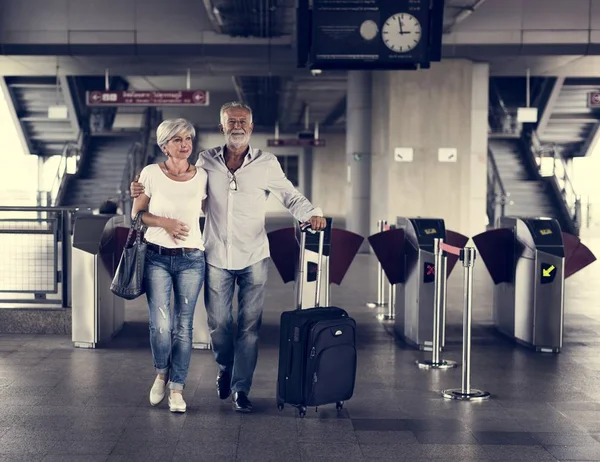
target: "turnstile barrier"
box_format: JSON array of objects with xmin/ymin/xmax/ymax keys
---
[
  {"xmin": 473, "ymin": 216, "xmax": 596, "ymax": 353},
  {"xmin": 267, "ymin": 218, "xmax": 364, "ymax": 309},
  {"xmin": 368, "ymin": 217, "xmax": 468, "ymax": 351},
  {"xmin": 72, "ymin": 214, "xmax": 126, "ymax": 348}
]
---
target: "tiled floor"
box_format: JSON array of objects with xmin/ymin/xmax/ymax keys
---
[{"xmin": 1, "ymin": 224, "xmax": 600, "ymax": 461}]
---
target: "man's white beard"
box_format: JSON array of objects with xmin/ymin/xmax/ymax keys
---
[{"xmin": 225, "ymin": 132, "xmax": 250, "ymax": 148}]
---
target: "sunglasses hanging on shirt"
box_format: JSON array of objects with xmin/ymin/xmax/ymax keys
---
[{"xmin": 228, "ymin": 171, "xmax": 238, "ymax": 191}]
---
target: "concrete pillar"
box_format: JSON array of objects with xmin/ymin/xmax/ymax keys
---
[
  {"xmin": 346, "ymin": 71, "xmax": 372, "ymax": 251},
  {"xmin": 371, "ymin": 60, "xmax": 489, "ymax": 237}
]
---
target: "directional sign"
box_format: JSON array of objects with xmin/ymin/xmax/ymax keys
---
[
  {"xmin": 541, "ymin": 263, "xmax": 557, "ymax": 284},
  {"xmin": 267, "ymin": 139, "xmax": 326, "ymax": 147},
  {"xmin": 394, "ymin": 147, "xmax": 413, "ymax": 162},
  {"xmin": 86, "ymin": 90, "xmax": 209, "ymax": 107}
]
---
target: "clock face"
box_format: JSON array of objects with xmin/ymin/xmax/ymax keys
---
[{"xmin": 382, "ymin": 13, "xmax": 422, "ymax": 53}]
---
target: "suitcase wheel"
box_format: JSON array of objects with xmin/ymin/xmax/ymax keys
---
[
  {"xmin": 336, "ymin": 401, "xmax": 344, "ymax": 411},
  {"xmin": 277, "ymin": 403, "xmax": 284, "ymax": 411},
  {"xmin": 298, "ymin": 406, "xmax": 307, "ymax": 418}
]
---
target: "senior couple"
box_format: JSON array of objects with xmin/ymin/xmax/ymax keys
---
[{"xmin": 131, "ymin": 101, "xmax": 325, "ymax": 413}]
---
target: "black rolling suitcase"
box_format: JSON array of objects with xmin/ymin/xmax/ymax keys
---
[{"xmin": 276, "ymin": 224, "xmax": 357, "ymax": 417}]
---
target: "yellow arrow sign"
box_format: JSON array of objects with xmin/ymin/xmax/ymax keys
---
[{"xmin": 542, "ymin": 265, "xmax": 555, "ymax": 277}]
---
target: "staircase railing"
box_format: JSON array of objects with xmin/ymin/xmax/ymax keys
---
[
  {"xmin": 528, "ymin": 131, "xmax": 581, "ymax": 234},
  {"xmin": 46, "ymin": 130, "xmax": 87, "ymax": 206},
  {"xmin": 487, "ymin": 147, "xmax": 511, "ymax": 227}
]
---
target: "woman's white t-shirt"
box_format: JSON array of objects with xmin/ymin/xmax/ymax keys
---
[{"xmin": 139, "ymin": 163, "xmax": 208, "ymax": 250}]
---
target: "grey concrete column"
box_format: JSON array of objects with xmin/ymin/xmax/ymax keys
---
[{"xmin": 346, "ymin": 70, "xmax": 372, "ymax": 251}]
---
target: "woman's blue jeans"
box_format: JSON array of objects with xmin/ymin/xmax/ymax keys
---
[{"xmin": 144, "ymin": 248, "xmax": 205, "ymax": 391}]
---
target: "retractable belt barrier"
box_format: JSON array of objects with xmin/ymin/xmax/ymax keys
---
[
  {"xmin": 368, "ymin": 217, "xmax": 468, "ymax": 351},
  {"xmin": 416, "ymin": 238, "xmax": 456, "ymax": 370},
  {"xmin": 441, "ymin": 240, "xmax": 490, "ymax": 401},
  {"xmin": 414, "ymin": 237, "xmax": 490, "ymax": 400}
]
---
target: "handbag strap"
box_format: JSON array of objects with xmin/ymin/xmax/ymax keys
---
[{"xmin": 126, "ymin": 210, "xmax": 146, "ymax": 246}]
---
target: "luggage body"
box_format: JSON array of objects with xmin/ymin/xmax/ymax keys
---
[{"xmin": 276, "ymin": 223, "xmax": 357, "ymax": 417}]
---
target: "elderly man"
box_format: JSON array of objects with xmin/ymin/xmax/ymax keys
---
[{"xmin": 131, "ymin": 102, "xmax": 325, "ymax": 412}]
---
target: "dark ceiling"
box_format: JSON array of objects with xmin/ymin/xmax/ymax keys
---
[{"xmin": 201, "ymin": 0, "xmax": 486, "ymax": 132}]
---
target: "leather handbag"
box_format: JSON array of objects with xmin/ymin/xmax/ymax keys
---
[{"xmin": 110, "ymin": 210, "xmax": 147, "ymax": 300}]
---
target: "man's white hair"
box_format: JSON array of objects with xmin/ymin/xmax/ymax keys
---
[
  {"xmin": 156, "ymin": 118, "xmax": 195, "ymax": 148},
  {"xmin": 220, "ymin": 101, "xmax": 253, "ymax": 125}
]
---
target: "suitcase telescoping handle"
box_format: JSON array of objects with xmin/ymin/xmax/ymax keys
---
[{"xmin": 297, "ymin": 223, "xmax": 325, "ymax": 310}]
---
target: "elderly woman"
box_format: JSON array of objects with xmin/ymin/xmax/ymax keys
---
[{"xmin": 132, "ymin": 118, "xmax": 207, "ymax": 413}]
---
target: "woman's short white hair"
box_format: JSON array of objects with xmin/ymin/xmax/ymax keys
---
[{"xmin": 156, "ymin": 118, "xmax": 196, "ymax": 148}]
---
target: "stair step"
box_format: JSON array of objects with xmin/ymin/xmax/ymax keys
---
[{"xmin": 62, "ymin": 135, "xmax": 137, "ymax": 207}]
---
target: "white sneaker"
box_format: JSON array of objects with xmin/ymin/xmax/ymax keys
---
[
  {"xmin": 168, "ymin": 392, "xmax": 186, "ymax": 413},
  {"xmin": 149, "ymin": 376, "xmax": 166, "ymax": 406}
]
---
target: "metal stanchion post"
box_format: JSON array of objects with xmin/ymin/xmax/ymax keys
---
[
  {"xmin": 387, "ymin": 282, "xmax": 395, "ymax": 320},
  {"xmin": 367, "ymin": 219, "xmax": 387, "ymax": 309},
  {"xmin": 377, "ymin": 280, "xmax": 395, "ymax": 321},
  {"xmin": 442, "ymin": 247, "xmax": 490, "ymax": 401},
  {"xmin": 61, "ymin": 210, "xmax": 72, "ymax": 308},
  {"xmin": 417, "ymin": 238, "xmax": 456, "ymax": 369},
  {"xmin": 441, "ymin": 252, "xmax": 447, "ymax": 348}
]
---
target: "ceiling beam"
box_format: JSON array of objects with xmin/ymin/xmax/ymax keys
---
[
  {"xmin": 321, "ymin": 96, "xmax": 346, "ymax": 126},
  {"xmin": 202, "ymin": 0, "xmax": 225, "ymax": 34},
  {"xmin": 443, "ymin": 0, "xmax": 489, "ymax": 34}
]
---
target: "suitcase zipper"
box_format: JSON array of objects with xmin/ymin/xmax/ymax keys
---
[{"xmin": 306, "ymin": 345, "xmax": 355, "ymax": 405}]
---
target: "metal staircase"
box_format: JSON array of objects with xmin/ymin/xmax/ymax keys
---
[
  {"xmin": 3, "ymin": 76, "xmax": 78, "ymax": 157},
  {"xmin": 60, "ymin": 107, "xmax": 160, "ymax": 212},
  {"xmin": 538, "ymin": 78, "xmax": 600, "ymax": 159},
  {"xmin": 489, "ymin": 139, "xmax": 557, "ymax": 216},
  {"xmin": 488, "ymin": 136, "xmax": 580, "ymax": 235},
  {"xmin": 487, "ymin": 77, "xmax": 584, "ymax": 235},
  {"xmin": 61, "ymin": 135, "xmax": 139, "ymax": 210}
]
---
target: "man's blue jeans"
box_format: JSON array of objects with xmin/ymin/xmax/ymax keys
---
[
  {"xmin": 144, "ymin": 248, "xmax": 205, "ymax": 391},
  {"xmin": 204, "ymin": 258, "xmax": 269, "ymax": 395}
]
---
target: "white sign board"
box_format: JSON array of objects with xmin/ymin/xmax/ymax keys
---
[
  {"xmin": 438, "ymin": 148, "xmax": 457, "ymax": 162},
  {"xmin": 48, "ymin": 105, "xmax": 68, "ymax": 119},
  {"xmin": 394, "ymin": 147, "xmax": 413, "ymax": 162},
  {"xmin": 517, "ymin": 107, "xmax": 538, "ymax": 123}
]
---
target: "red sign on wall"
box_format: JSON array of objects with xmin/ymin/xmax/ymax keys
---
[{"xmin": 86, "ymin": 90, "xmax": 209, "ymax": 106}]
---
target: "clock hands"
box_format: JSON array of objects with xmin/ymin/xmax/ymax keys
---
[{"xmin": 397, "ymin": 15, "xmax": 410, "ymax": 35}]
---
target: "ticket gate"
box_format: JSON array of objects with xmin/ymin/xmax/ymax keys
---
[
  {"xmin": 72, "ymin": 214, "xmax": 126, "ymax": 348},
  {"xmin": 368, "ymin": 217, "xmax": 468, "ymax": 350},
  {"xmin": 267, "ymin": 218, "xmax": 364, "ymax": 308},
  {"xmin": 473, "ymin": 216, "xmax": 596, "ymax": 352}
]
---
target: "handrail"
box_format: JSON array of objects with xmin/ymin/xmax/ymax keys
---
[
  {"xmin": 0, "ymin": 205, "xmax": 88, "ymax": 211},
  {"xmin": 487, "ymin": 147, "xmax": 511, "ymax": 226},
  {"xmin": 488, "ymin": 148, "xmax": 507, "ymax": 198},
  {"xmin": 47, "ymin": 131, "xmax": 85, "ymax": 206},
  {"xmin": 528, "ymin": 130, "xmax": 581, "ymax": 232}
]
